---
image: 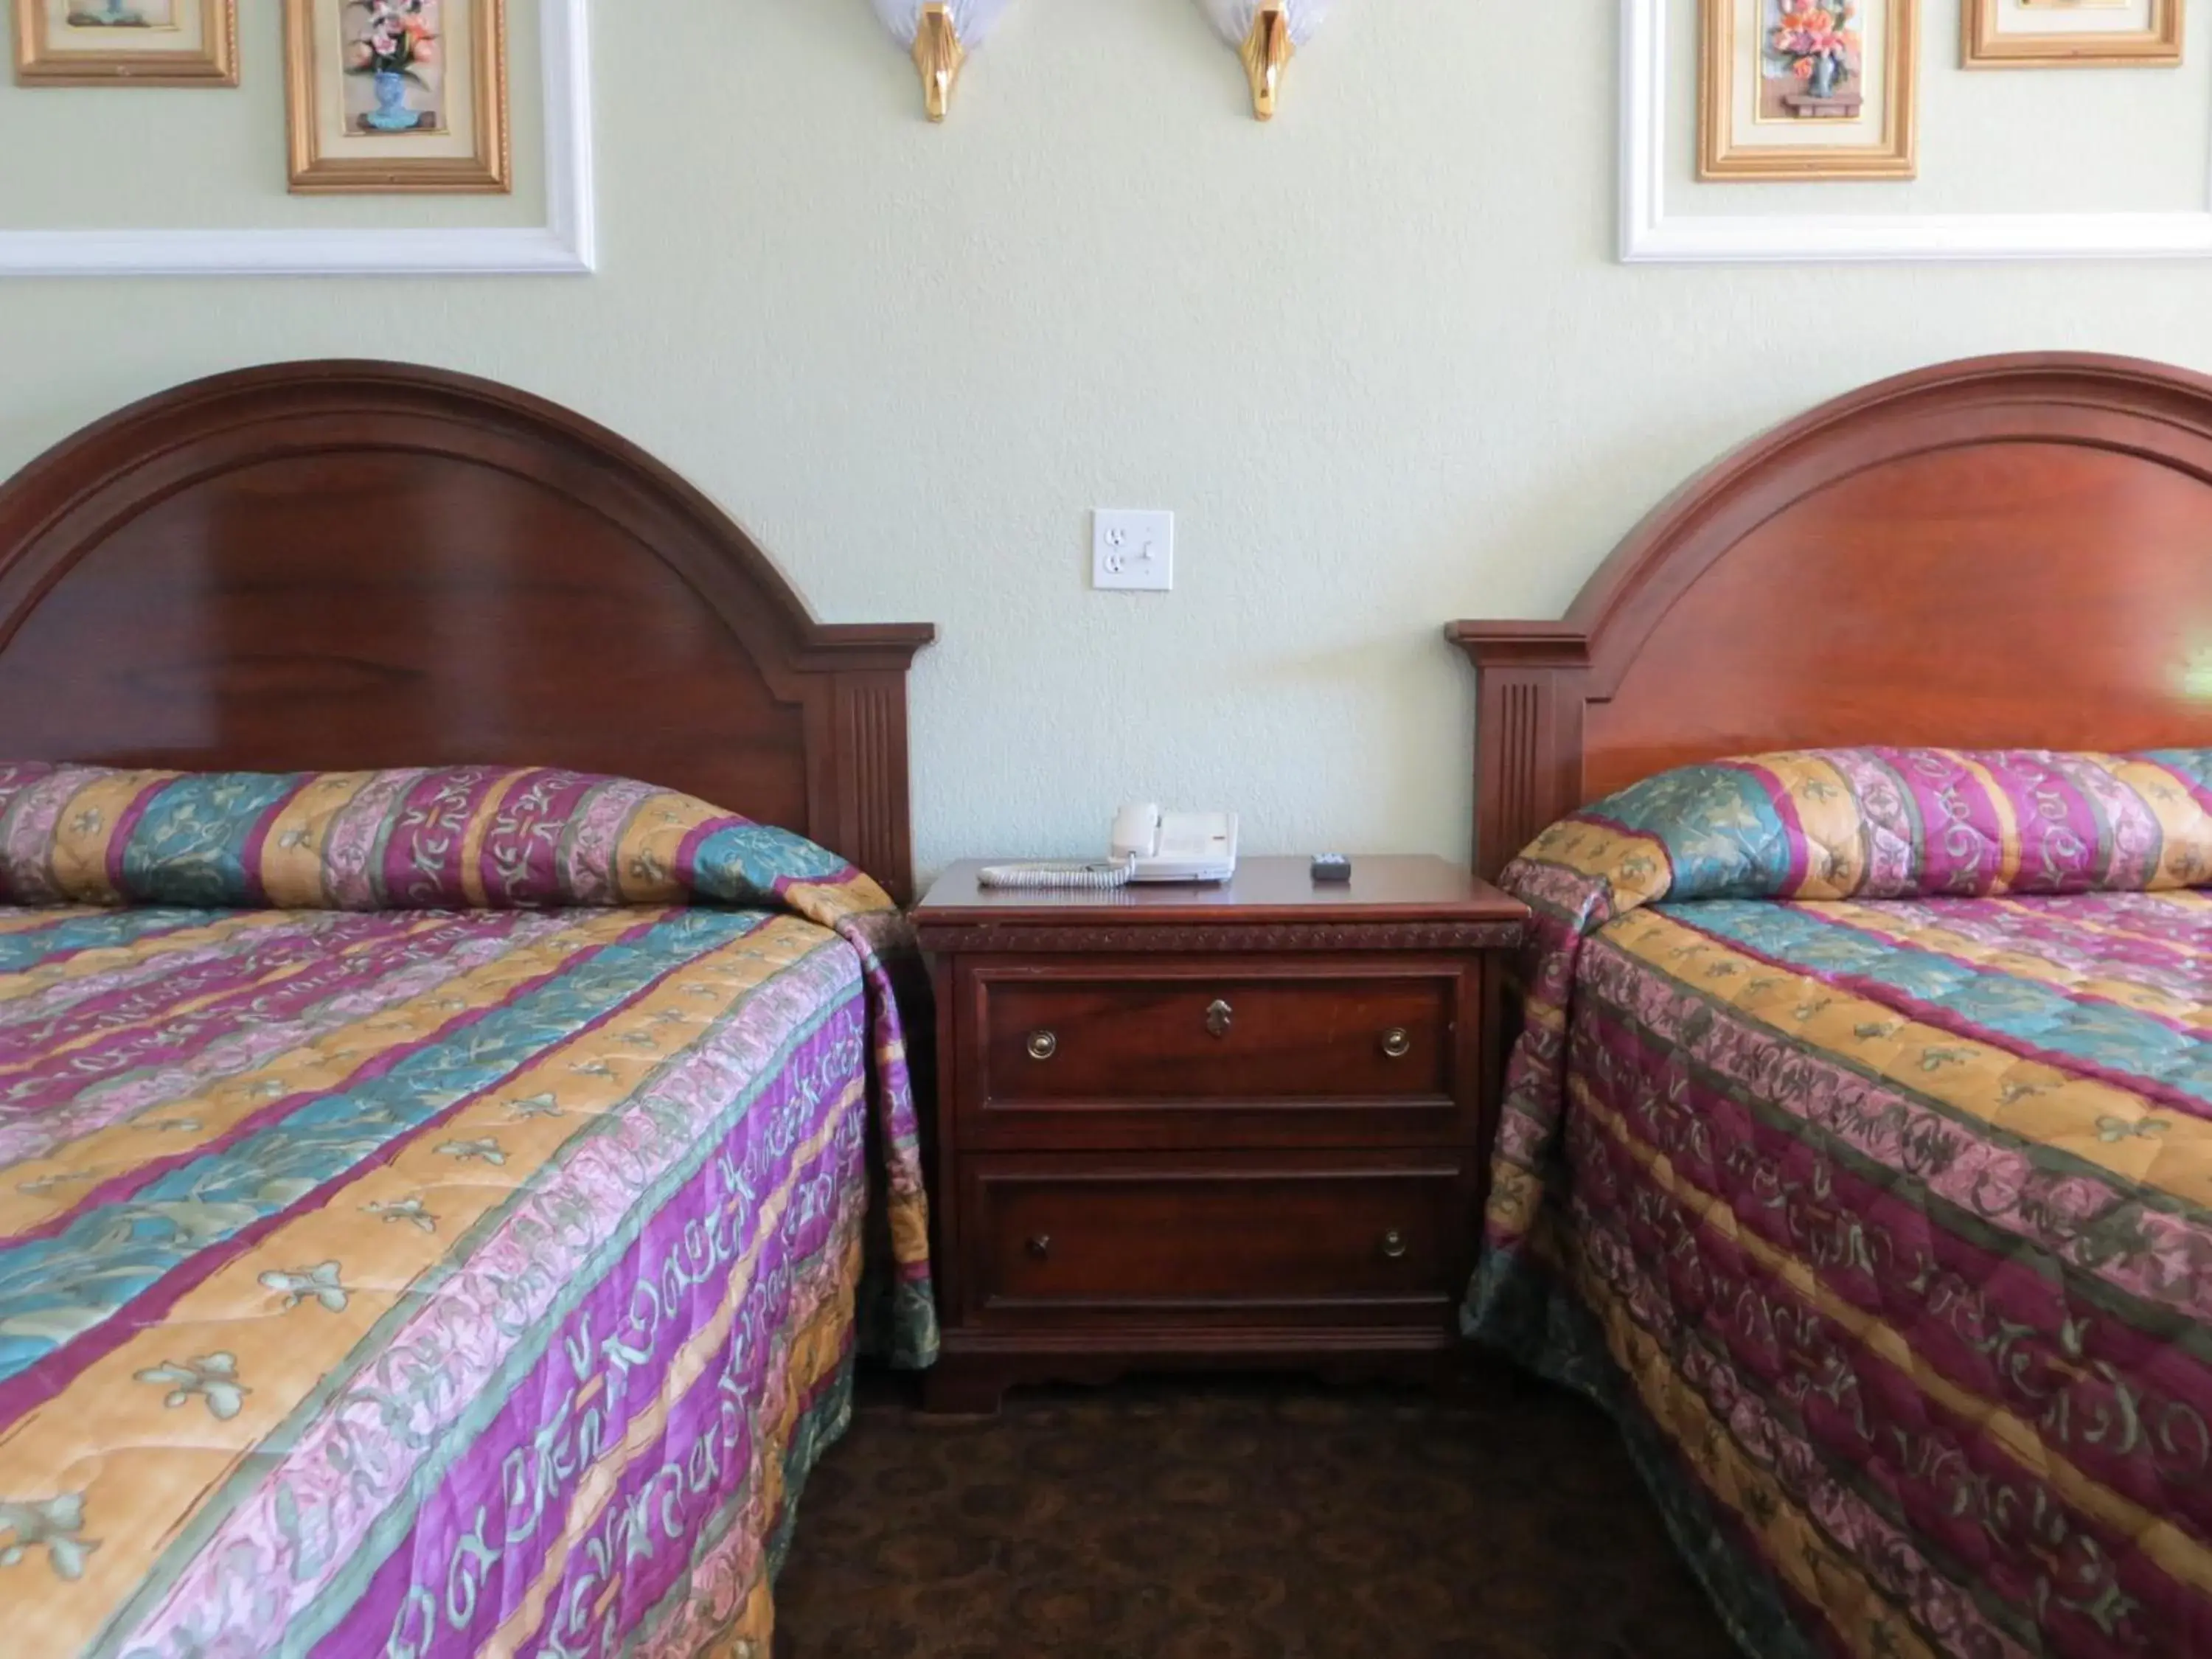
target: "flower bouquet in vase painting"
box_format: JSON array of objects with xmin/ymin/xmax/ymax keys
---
[
  {"xmin": 345, "ymin": 0, "xmax": 440, "ymax": 133},
  {"xmin": 64, "ymin": 2, "xmax": 153, "ymax": 25},
  {"xmin": 1766, "ymin": 0, "xmax": 1862, "ymax": 119}
]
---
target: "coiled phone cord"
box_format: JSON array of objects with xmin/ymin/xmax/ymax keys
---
[{"xmin": 975, "ymin": 855, "xmax": 1139, "ymax": 891}]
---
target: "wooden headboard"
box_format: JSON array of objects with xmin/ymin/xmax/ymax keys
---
[
  {"xmin": 0, "ymin": 360, "xmax": 935, "ymax": 902},
  {"xmin": 1450, "ymin": 352, "xmax": 2212, "ymax": 881}
]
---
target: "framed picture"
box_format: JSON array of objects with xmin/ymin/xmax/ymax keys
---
[
  {"xmin": 284, "ymin": 0, "xmax": 510, "ymax": 195},
  {"xmin": 1963, "ymin": 0, "xmax": 2183, "ymax": 66},
  {"xmin": 13, "ymin": 0, "xmax": 237, "ymax": 86},
  {"xmin": 1700, "ymin": 0, "xmax": 1919, "ymax": 180}
]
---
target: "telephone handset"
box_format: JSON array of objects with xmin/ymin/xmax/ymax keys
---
[
  {"xmin": 1109, "ymin": 804, "xmax": 1239, "ymax": 883},
  {"xmin": 975, "ymin": 804, "xmax": 1240, "ymax": 890}
]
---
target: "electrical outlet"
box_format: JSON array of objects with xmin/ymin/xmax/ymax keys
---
[{"xmin": 1092, "ymin": 509, "xmax": 1175, "ymax": 592}]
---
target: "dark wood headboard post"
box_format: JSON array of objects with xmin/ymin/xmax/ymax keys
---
[
  {"xmin": 806, "ymin": 641, "xmax": 934, "ymax": 907},
  {"xmin": 0, "ymin": 360, "xmax": 936, "ymax": 905},
  {"xmin": 1447, "ymin": 623, "xmax": 1591, "ymax": 885},
  {"xmin": 1447, "ymin": 352, "xmax": 2212, "ymax": 890}
]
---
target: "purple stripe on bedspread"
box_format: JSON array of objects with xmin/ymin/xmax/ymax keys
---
[
  {"xmin": 478, "ymin": 771, "xmax": 601, "ymax": 907},
  {"xmin": 380, "ymin": 769, "xmax": 515, "ymax": 908}
]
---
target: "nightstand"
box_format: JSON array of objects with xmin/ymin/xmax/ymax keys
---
[{"xmin": 911, "ymin": 855, "xmax": 1528, "ymax": 1414}]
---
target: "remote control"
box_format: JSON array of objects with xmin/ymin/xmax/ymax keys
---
[{"xmin": 1310, "ymin": 854, "xmax": 1352, "ymax": 883}]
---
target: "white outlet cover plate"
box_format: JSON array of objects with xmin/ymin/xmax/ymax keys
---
[{"xmin": 1093, "ymin": 509, "xmax": 1175, "ymax": 592}]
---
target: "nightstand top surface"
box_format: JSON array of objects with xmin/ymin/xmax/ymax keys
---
[{"xmin": 914, "ymin": 855, "xmax": 1523, "ymax": 928}]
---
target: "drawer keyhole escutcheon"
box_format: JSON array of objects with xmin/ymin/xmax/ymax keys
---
[
  {"xmin": 1027, "ymin": 1234, "xmax": 1052, "ymax": 1260},
  {"xmin": 1205, "ymin": 998, "xmax": 1234, "ymax": 1038},
  {"xmin": 1026, "ymin": 1030, "xmax": 1058, "ymax": 1061},
  {"xmin": 1381, "ymin": 1027, "xmax": 1412, "ymax": 1059},
  {"xmin": 1381, "ymin": 1228, "xmax": 1408, "ymax": 1260}
]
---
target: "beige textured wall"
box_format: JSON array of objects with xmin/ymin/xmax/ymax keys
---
[{"xmin": 1, "ymin": 1, "xmax": 2209, "ymax": 877}]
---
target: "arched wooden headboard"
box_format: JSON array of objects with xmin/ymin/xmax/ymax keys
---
[
  {"xmin": 1450, "ymin": 352, "xmax": 2212, "ymax": 881},
  {"xmin": 0, "ymin": 360, "xmax": 934, "ymax": 902}
]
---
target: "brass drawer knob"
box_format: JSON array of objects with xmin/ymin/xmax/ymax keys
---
[
  {"xmin": 1205, "ymin": 998, "xmax": 1234, "ymax": 1038},
  {"xmin": 1381, "ymin": 1228, "xmax": 1408, "ymax": 1260},
  {"xmin": 1026, "ymin": 1029, "xmax": 1058, "ymax": 1061},
  {"xmin": 1026, "ymin": 1234, "xmax": 1052, "ymax": 1259},
  {"xmin": 1381, "ymin": 1027, "xmax": 1412, "ymax": 1059}
]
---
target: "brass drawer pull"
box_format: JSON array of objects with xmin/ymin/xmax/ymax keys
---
[
  {"xmin": 1381, "ymin": 1027, "xmax": 1412, "ymax": 1059},
  {"xmin": 1381, "ymin": 1228, "xmax": 1408, "ymax": 1260},
  {"xmin": 1026, "ymin": 1030, "xmax": 1059, "ymax": 1061},
  {"xmin": 1205, "ymin": 998, "xmax": 1234, "ymax": 1038},
  {"xmin": 1027, "ymin": 1234, "xmax": 1053, "ymax": 1259}
]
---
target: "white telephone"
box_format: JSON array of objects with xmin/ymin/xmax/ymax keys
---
[
  {"xmin": 975, "ymin": 804, "xmax": 1239, "ymax": 890},
  {"xmin": 1110, "ymin": 804, "xmax": 1239, "ymax": 883}
]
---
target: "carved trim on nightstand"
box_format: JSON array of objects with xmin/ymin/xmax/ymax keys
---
[{"xmin": 917, "ymin": 921, "xmax": 1526, "ymax": 955}]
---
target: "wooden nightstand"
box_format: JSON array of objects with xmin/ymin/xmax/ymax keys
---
[{"xmin": 911, "ymin": 855, "xmax": 1528, "ymax": 1414}]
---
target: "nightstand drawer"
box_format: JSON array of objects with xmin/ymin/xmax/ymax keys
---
[
  {"xmin": 975, "ymin": 970, "xmax": 1453, "ymax": 1105},
  {"xmin": 963, "ymin": 1154, "xmax": 1463, "ymax": 1327}
]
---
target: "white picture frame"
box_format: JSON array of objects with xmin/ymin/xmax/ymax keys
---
[
  {"xmin": 0, "ymin": 0, "xmax": 594, "ymax": 277},
  {"xmin": 1622, "ymin": 0, "xmax": 2212, "ymax": 262}
]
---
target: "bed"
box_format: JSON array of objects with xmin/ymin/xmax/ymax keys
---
[
  {"xmin": 1449, "ymin": 353, "xmax": 2212, "ymax": 1659},
  {"xmin": 0, "ymin": 361, "xmax": 938, "ymax": 1659}
]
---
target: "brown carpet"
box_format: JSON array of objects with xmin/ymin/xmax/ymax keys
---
[{"xmin": 774, "ymin": 1368, "xmax": 1738, "ymax": 1659}]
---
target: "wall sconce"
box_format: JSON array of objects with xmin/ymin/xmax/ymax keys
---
[
  {"xmin": 872, "ymin": 0, "xmax": 1011, "ymax": 122},
  {"xmin": 1198, "ymin": 0, "xmax": 1331, "ymax": 120}
]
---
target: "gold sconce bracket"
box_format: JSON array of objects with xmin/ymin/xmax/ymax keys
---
[
  {"xmin": 1240, "ymin": 4, "xmax": 1293, "ymax": 120},
  {"xmin": 914, "ymin": 3, "xmax": 966, "ymax": 122}
]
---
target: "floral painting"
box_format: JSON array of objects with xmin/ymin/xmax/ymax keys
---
[
  {"xmin": 342, "ymin": 0, "xmax": 444, "ymax": 133},
  {"xmin": 284, "ymin": 0, "xmax": 507, "ymax": 192},
  {"xmin": 1761, "ymin": 0, "xmax": 1863, "ymax": 117},
  {"xmin": 1963, "ymin": 0, "xmax": 2181, "ymax": 66},
  {"xmin": 18, "ymin": 0, "xmax": 233, "ymax": 83},
  {"xmin": 1699, "ymin": 0, "xmax": 1916, "ymax": 179},
  {"xmin": 63, "ymin": 1, "xmax": 177, "ymax": 25}
]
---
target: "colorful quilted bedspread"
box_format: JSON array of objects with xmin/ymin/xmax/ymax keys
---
[
  {"xmin": 0, "ymin": 765, "xmax": 937, "ymax": 1659},
  {"xmin": 1470, "ymin": 748, "xmax": 2212, "ymax": 1659}
]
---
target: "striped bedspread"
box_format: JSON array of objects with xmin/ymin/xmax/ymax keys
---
[
  {"xmin": 0, "ymin": 765, "xmax": 937, "ymax": 1659},
  {"xmin": 1470, "ymin": 748, "xmax": 2212, "ymax": 1659}
]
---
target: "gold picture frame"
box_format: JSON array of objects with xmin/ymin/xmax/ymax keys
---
[
  {"xmin": 13, "ymin": 0, "xmax": 237, "ymax": 86},
  {"xmin": 284, "ymin": 0, "xmax": 511, "ymax": 195},
  {"xmin": 1963, "ymin": 0, "xmax": 2183, "ymax": 66},
  {"xmin": 1700, "ymin": 0, "xmax": 1919, "ymax": 181}
]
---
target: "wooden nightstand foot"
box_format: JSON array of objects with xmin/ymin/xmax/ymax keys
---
[{"xmin": 917, "ymin": 1358, "xmax": 1009, "ymax": 1420}]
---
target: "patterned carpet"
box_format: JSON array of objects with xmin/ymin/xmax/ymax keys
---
[{"xmin": 774, "ymin": 1367, "xmax": 1738, "ymax": 1659}]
